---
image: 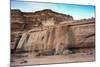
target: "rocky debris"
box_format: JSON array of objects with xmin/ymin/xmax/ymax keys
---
[
  {"xmin": 20, "ymin": 60, "xmax": 28, "ymax": 64},
  {"xmin": 32, "ymin": 50, "xmax": 55, "ymax": 57},
  {"xmin": 62, "ymin": 50, "xmax": 73, "ymax": 55},
  {"xmin": 55, "ymin": 43, "xmax": 64, "ymax": 55}
]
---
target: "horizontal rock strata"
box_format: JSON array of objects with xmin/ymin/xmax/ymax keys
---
[{"xmin": 11, "ymin": 9, "xmax": 95, "ymax": 54}]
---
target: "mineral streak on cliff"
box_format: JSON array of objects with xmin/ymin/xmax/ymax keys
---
[{"xmin": 11, "ymin": 9, "xmax": 95, "ymax": 56}]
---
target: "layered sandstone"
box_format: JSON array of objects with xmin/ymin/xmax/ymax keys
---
[
  {"xmin": 11, "ymin": 9, "xmax": 95, "ymax": 55},
  {"xmin": 16, "ymin": 21, "xmax": 95, "ymax": 50},
  {"xmin": 11, "ymin": 9, "xmax": 73, "ymax": 31}
]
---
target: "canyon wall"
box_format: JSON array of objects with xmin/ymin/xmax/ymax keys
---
[
  {"xmin": 15, "ymin": 21, "xmax": 95, "ymax": 51},
  {"xmin": 11, "ymin": 9, "xmax": 73, "ymax": 31},
  {"xmin": 11, "ymin": 9, "xmax": 95, "ymax": 53}
]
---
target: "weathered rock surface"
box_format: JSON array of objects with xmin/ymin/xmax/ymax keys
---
[
  {"xmin": 11, "ymin": 9, "xmax": 73, "ymax": 31},
  {"xmin": 11, "ymin": 9, "xmax": 95, "ymax": 55},
  {"xmin": 11, "ymin": 21, "xmax": 95, "ymax": 52}
]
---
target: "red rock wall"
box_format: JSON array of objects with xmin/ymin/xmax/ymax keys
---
[{"xmin": 15, "ymin": 22, "xmax": 95, "ymax": 51}]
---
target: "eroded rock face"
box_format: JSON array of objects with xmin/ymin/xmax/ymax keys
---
[
  {"xmin": 11, "ymin": 9, "xmax": 73, "ymax": 31},
  {"xmin": 11, "ymin": 9, "xmax": 95, "ymax": 55},
  {"xmin": 67, "ymin": 23, "xmax": 95, "ymax": 48},
  {"xmin": 13, "ymin": 21, "xmax": 95, "ymax": 53}
]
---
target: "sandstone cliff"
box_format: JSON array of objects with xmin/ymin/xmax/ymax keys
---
[
  {"xmin": 11, "ymin": 9, "xmax": 73, "ymax": 31},
  {"xmin": 11, "ymin": 9, "xmax": 95, "ymax": 54},
  {"xmin": 15, "ymin": 21, "xmax": 95, "ymax": 50}
]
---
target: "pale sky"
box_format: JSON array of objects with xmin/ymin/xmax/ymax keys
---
[{"xmin": 11, "ymin": 1, "xmax": 95, "ymax": 20}]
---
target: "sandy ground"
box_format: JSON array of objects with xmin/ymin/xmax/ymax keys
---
[{"xmin": 11, "ymin": 50, "xmax": 95, "ymax": 66}]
